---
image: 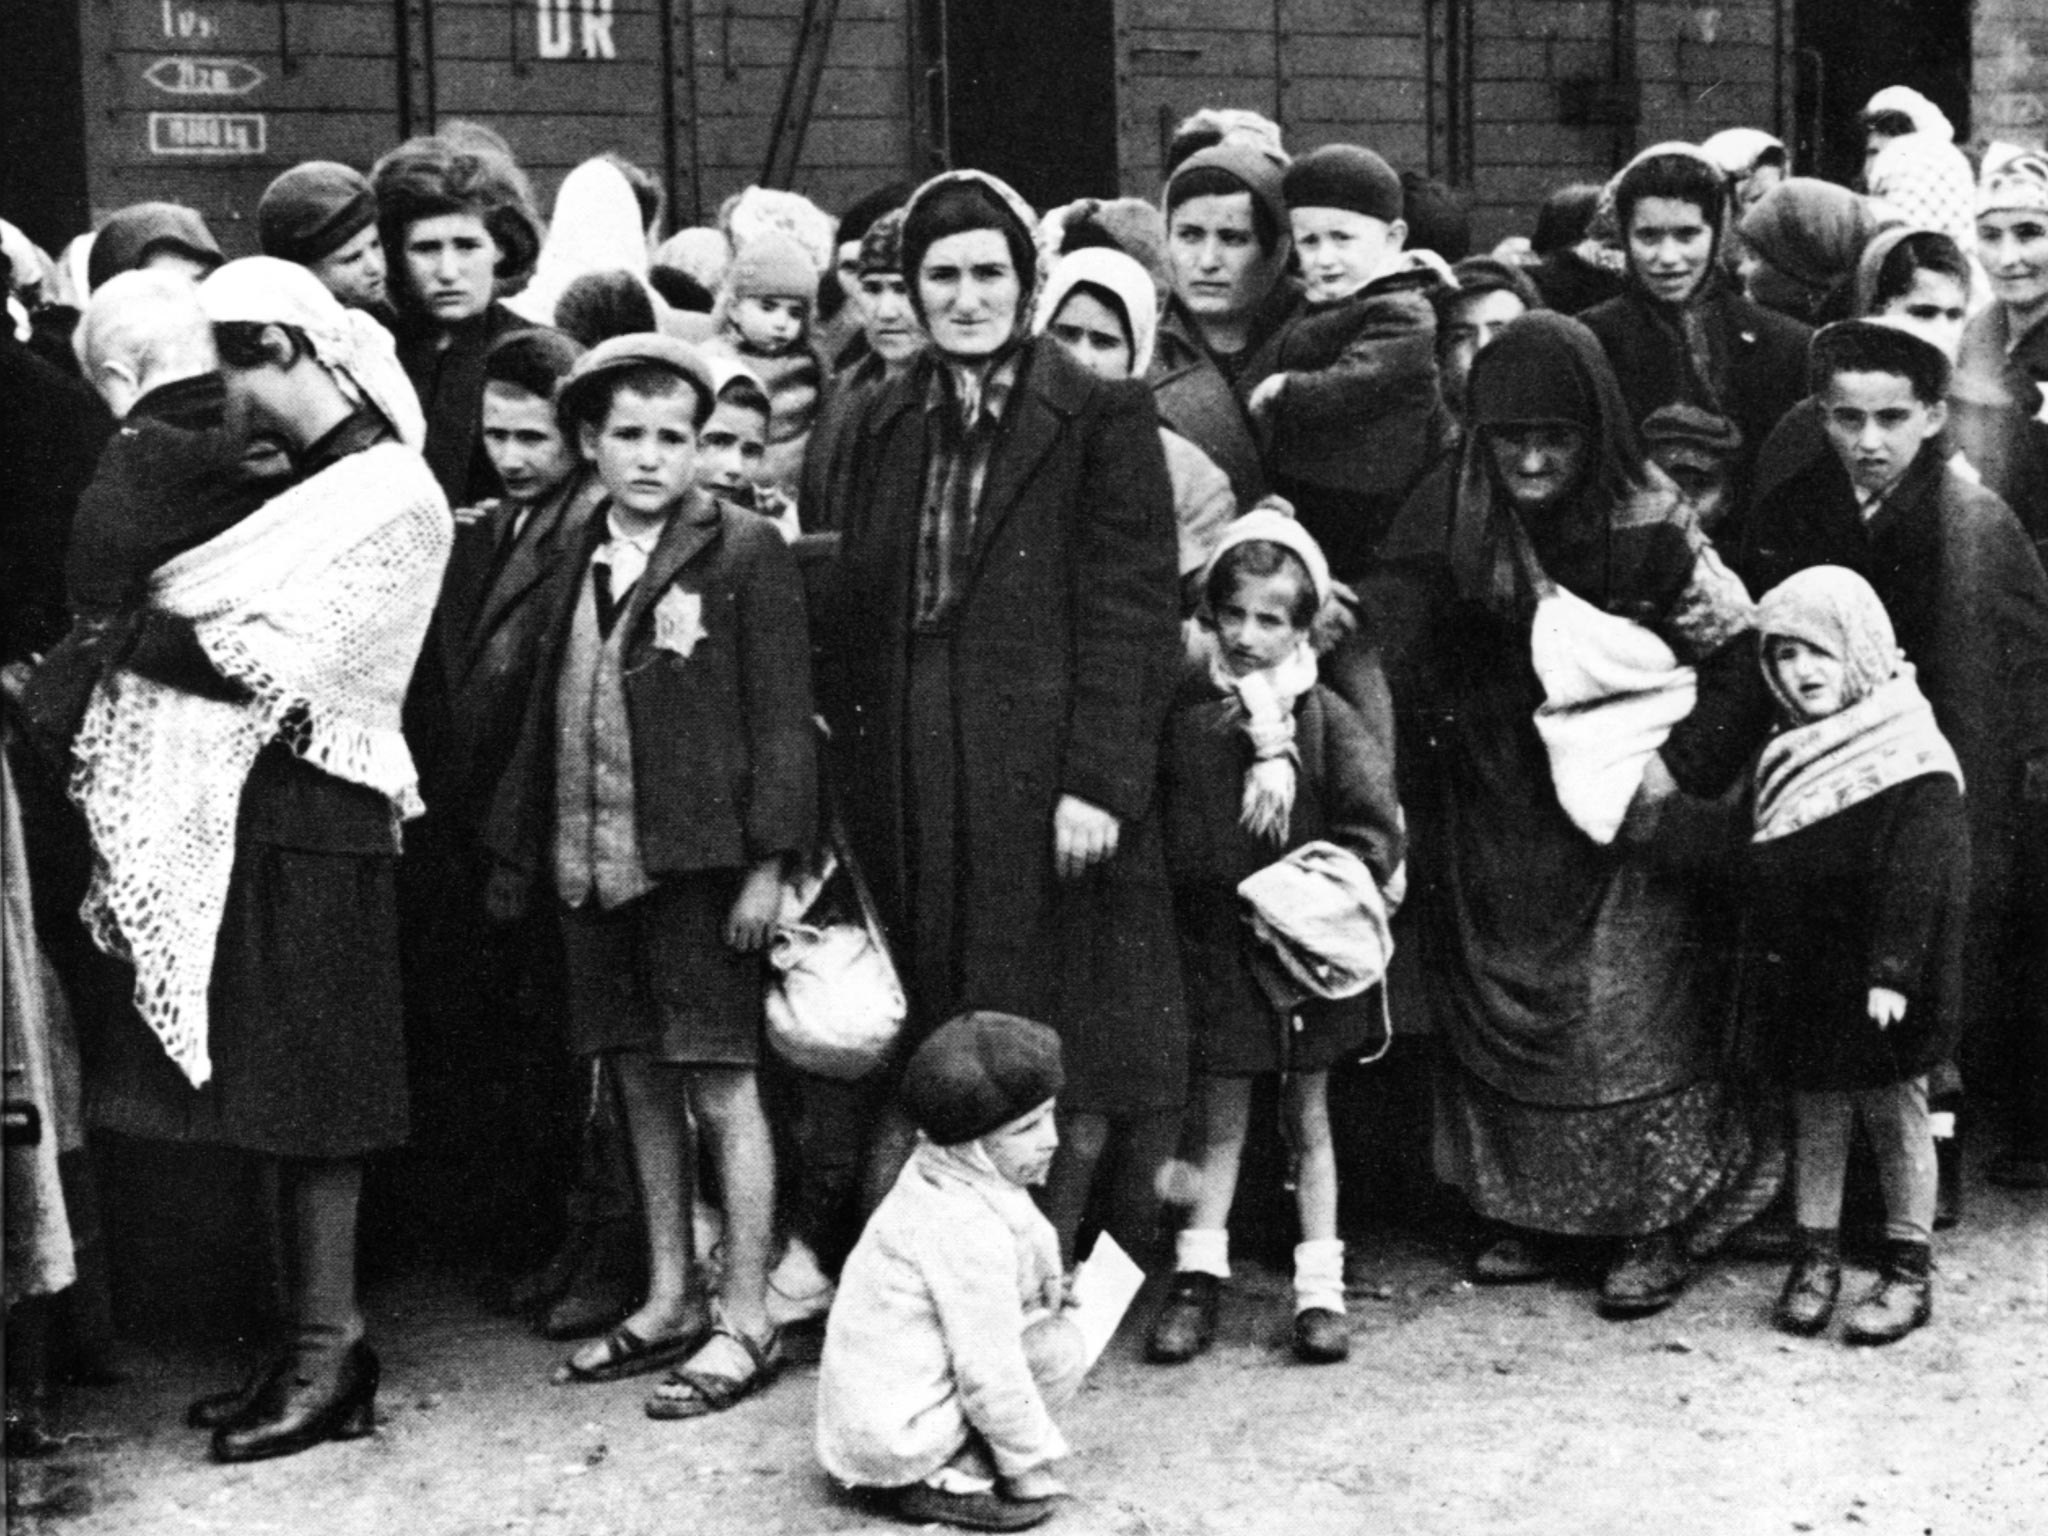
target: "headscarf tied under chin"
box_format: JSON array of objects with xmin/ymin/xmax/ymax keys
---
[
  {"xmin": 1200, "ymin": 508, "xmax": 1329, "ymax": 843},
  {"xmin": 1032, "ymin": 245, "xmax": 1160, "ymax": 375},
  {"xmin": 1751, "ymin": 565, "xmax": 1962, "ymax": 842},
  {"xmin": 1454, "ymin": 311, "xmax": 1651, "ymax": 611},
  {"xmin": 198, "ymin": 256, "xmax": 426, "ymax": 450},
  {"xmin": 899, "ymin": 170, "xmax": 1039, "ymax": 350}
]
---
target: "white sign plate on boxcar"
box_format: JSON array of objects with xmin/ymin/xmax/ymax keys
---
[
  {"xmin": 143, "ymin": 57, "xmax": 266, "ymax": 96},
  {"xmin": 148, "ymin": 111, "xmax": 267, "ymax": 156}
]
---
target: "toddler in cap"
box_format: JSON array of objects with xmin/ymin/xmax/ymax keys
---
[
  {"xmin": 707, "ymin": 229, "xmax": 823, "ymax": 497},
  {"xmin": 817, "ymin": 1012, "xmax": 1082, "ymax": 1531}
]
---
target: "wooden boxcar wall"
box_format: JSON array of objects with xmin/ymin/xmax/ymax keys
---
[
  {"xmin": 79, "ymin": 0, "xmax": 919, "ymax": 252},
  {"xmin": 76, "ymin": 0, "xmax": 1785, "ymax": 252}
]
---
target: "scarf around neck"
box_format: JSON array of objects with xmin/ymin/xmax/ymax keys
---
[
  {"xmin": 1208, "ymin": 639, "xmax": 1319, "ymax": 842},
  {"xmin": 1752, "ymin": 668, "xmax": 1962, "ymax": 842}
]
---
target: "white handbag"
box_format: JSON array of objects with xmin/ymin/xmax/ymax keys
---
[{"xmin": 764, "ymin": 822, "xmax": 906, "ymax": 1081}]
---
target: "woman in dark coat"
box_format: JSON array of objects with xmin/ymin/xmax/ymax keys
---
[
  {"xmin": 818, "ymin": 171, "xmax": 1187, "ymax": 1210},
  {"xmin": 1371, "ymin": 313, "xmax": 1767, "ymax": 1316},
  {"xmin": 1580, "ymin": 143, "xmax": 1811, "ymax": 547}
]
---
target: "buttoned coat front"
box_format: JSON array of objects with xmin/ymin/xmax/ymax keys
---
[
  {"xmin": 485, "ymin": 490, "xmax": 817, "ymax": 887},
  {"xmin": 819, "ymin": 338, "xmax": 1187, "ymax": 1113}
]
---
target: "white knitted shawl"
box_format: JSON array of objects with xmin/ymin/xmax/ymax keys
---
[{"xmin": 70, "ymin": 440, "xmax": 451, "ymax": 1087}]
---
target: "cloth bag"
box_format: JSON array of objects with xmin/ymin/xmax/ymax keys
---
[
  {"xmin": 1518, "ymin": 521, "xmax": 1697, "ymax": 845},
  {"xmin": 1236, "ymin": 839, "xmax": 1394, "ymax": 1001},
  {"xmin": 765, "ymin": 819, "xmax": 905, "ymax": 1080}
]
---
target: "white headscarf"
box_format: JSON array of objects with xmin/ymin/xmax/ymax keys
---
[
  {"xmin": 1864, "ymin": 86, "xmax": 1955, "ymax": 144},
  {"xmin": 198, "ymin": 255, "xmax": 425, "ymax": 449},
  {"xmin": 506, "ymin": 157, "xmax": 652, "ymax": 326},
  {"xmin": 1032, "ymin": 245, "xmax": 1160, "ymax": 376}
]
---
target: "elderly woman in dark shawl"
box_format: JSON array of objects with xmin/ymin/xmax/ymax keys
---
[
  {"xmin": 1370, "ymin": 312, "xmax": 1768, "ymax": 1316},
  {"xmin": 819, "ymin": 170, "xmax": 1187, "ymax": 1217}
]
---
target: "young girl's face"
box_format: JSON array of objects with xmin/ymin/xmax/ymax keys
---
[
  {"xmin": 1872, "ymin": 268, "xmax": 1970, "ymax": 364},
  {"xmin": 731, "ymin": 294, "xmax": 807, "ymax": 354},
  {"xmin": 694, "ymin": 399, "xmax": 769, "ymax": 500},
  {"xmin": 1215, "ymin": 566, "xmax": 1312, "ymax": 676},
  {"xmin": 979, "ymin": 1099, "xmax": 1058, "ymax": 1187},
  {"xmin": 1048, "ymin": 289, "xmax": 1133, "ymax": 380},
  {"xmin": 1767, "ymin": 635, "xmax": 1851, "ymax": 722}
]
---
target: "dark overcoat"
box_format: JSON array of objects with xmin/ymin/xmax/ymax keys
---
[{"xmin": 819, "ymin": 338, "xmax": 1187, "ymax": 1114}]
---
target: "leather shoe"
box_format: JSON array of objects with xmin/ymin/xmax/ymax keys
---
[
  {"xmin": 187, "ymin": 1352, "xmax": 286, "ymax": 1430},
  {"xmin": 894, "ymin": 1482, "xmax": 1054, "ymax": 1531},
  {"xmin": 1842, "ymin": 1241, "xmax": 1932, "ymax": 1346},
  {"xmin": 1597, "ymin": 1232, "xmax": 1688, "ymax": 1319},
  {"xmin": 1771, "ymin": 1246, "xmax": 1841, "ymax": 1336},
  {"xmin": 1144, "ymin": 1272, "xmax": 1218, "ymax": 1364},
  {"xmin": 211, "ymin": 1340, "xmax": 378, "ymax": 1463},
  {"xmin": 1291, "ymin": 1306, "xmax": 1350, "ymax": 1363}
]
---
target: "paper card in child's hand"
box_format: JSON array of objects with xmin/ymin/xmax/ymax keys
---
[{"xmin": 652, "ymin": 589, "xmax": 709, "ymax": 658}]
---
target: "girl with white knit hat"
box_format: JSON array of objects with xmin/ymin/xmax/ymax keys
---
[{"xmin": 1146, "ymin": 506, "xmax": 1405, "ymax": 1367}]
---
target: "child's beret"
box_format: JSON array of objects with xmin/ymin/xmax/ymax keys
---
[{"xmin": 900, "ymin": 1011, "xmax": 1064, "ymax": 1146}]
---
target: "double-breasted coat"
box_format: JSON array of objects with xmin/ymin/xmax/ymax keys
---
[{"xmin": 819, "ymin": 338, "xmax": 1188, "ymax": 1115}]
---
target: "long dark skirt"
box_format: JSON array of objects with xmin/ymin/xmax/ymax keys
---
[{"xmin": 88, "ymin": 839, "xmax": 409, "ymax": 1159}]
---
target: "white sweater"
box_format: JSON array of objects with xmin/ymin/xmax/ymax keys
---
[{"xmin": 815, "ymin": 1139, "xmax": 1070, "ymax": 1487}]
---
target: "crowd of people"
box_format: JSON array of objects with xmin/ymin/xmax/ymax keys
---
[{"xmin": 3, "ymin": 82, "xmax": 2046, "ymax": 1532}]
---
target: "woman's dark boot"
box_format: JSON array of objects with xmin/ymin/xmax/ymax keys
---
[
  {"xmin": 1842, "ymin": 1240, "xmax": 1933, "ymax": 1346},
  {"xmin": 211, "ymin": 1340, "xmax": 378, "ymax": 1463},
  {"xmin": 1770, "ymin": 1229, "xmax": 1841, "ymax": 1336}
]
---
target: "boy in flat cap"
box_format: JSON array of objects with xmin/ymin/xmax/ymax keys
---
[
  {"xmin": 483, "ymin": 333, "xmax": 817, "ymax": 1416},
  {"xmin": 817, "ymin": 1011, "xmax": 1081, "ymax": 1532}
]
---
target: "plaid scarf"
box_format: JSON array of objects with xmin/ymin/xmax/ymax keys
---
[{"xmin": 912, "ymin": 353, "xmax": 1020, "ymax": 631}]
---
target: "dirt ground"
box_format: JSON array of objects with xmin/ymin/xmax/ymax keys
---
[{"xmin": 11, "ymin": 1161, "xmax": 2047, "ymax": 1536}]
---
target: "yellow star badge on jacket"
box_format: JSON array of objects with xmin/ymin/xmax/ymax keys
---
[{"xmin": 651, "ymin": 588, "xmax": 709, "ymax": 658}]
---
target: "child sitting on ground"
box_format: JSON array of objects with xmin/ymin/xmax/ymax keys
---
[
  {"xmin": 817, "ymin": 1011, "xmax": 1082, "ymax": 1533},
  {"xmin": 705, "ymin": 230, "xmax": 822, "ymax": 499},
  {"xmin": 1243, "ymin": 144, "xmax": 1446, "ymax": 579},
  {"xmin": 1148, "ymin": 510, "xmax": 1405, "ymax": 1367},
  {"xmin": 483, "ymin": 332, "xmax": 817, "ymax": 1416},
  {"xmin": 1745, "ymin": 565, "xmax": 1967, "ymax": 1345}
]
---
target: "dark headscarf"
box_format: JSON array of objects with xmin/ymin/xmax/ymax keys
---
[
  {"xmin": 87, "ymin": 203, "xmax": 223, "ymax": 291},
  {"xmin": 898, "ymin": 170, "xmax": 1038, "ymax": 351},
  {"xmin": 1739, "ymin": 178, "xmax": 1881, "ymax": 323},
  {"xmin": 1454, "ymin": 311, "xmax": 1654, "ymax": 606}
]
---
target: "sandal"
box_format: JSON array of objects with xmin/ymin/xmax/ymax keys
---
[
  {"xmin": 644, "ymin": 1323, "xmax": 783, "ymax": 1419},
  {"xmin": 551, "ymin": 1318, "xmax": 708, "ymax": 1385}
]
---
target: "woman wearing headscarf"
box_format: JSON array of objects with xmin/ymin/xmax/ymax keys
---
[
  {"xmin": 819, "ymin": 171, "xmax": 1187, "ymax": 1209},
  {"xmin": 1737, "ymin": 178, "xmax": 1882, "ymax": 326},
  {"xmin": 70, "ymin": 258, "xmax": 449, "ymax": 1460},
  {"xmin": 1369, "ymin": 312, "xmax": 1765, "ymax": 1316},
  {"xmin": 1865, "ymin": 133, "xmax": 1988, "ymax": 313},
  {"xmin": 1581, "ymin": 143, "xmax": 1812, "ymax": 544},
  {"xmin": 1962, "ymin": 148, "xmax": 2048, "ymax": 402}
]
